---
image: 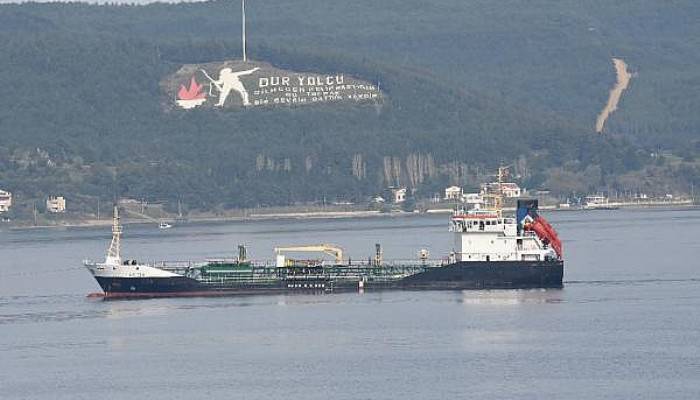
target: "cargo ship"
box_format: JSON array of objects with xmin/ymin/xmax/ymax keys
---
[{"xmin": 84, "ymin": 168, "xmax": 563, "ymax": 299}]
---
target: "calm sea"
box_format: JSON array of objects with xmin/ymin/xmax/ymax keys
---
[{"xmin": 1, "ymin": 209, "xmax": 699, "ymax": 399}]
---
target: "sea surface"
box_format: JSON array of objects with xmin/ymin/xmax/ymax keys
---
[{"xmin": 1, "ymin": 209, "xmax": 700, "ymax": 399}]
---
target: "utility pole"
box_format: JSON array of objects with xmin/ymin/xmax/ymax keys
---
[
  {"xmin": 692, "ymin": 182, "xmax": 695, "ymax": 204},
  {"xmin": 241, "ymin": 0, "xmax": 247, "ymax": 62}
]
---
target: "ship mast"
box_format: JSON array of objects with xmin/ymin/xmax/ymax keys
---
[
  {"xmin": 494, "ymin": 165, "xmax": 507, "ymax": 216},
  {"xmin": 481, "ymin": 166, "xmax": 508, "ymax": 217},
  {"xmin": 106, "ymin": 206, "xmax": 122, "ymax": 265}
]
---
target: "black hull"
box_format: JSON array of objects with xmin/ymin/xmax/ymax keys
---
[
  {"xmin": 94, "ymin": 260, "xmax": 563, "ymax": 299},
  {"xmin": 396, "ymin": 261, "xmax": 563, "ymax": 289}
]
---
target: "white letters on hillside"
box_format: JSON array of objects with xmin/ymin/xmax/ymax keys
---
[{"xmin": 169, "ymin": 61, "xmax": 380, "ymax": 110}]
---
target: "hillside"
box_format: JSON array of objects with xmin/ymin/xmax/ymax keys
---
[{"xmin": 0, "ymin": 1, "xmax": 698, "ymax": 218}]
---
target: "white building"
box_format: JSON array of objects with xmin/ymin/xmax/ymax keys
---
[
  {"xmin": 391, "ymin": 188, "xmax": 407, "ymax": 204},
  {"xmin": 444, "ymin": 186, "xmax": 463, "ymax": 201},
  {"xmin": 501, "ymin": 183, "xmax": 522, "ymax": 198},
  {"xmin": 46, "ymin": 196, "xmax": 66, "ymax": 213},
  {"xmin": 462, "ymin": 193, "xmax": 483, "ymax": 205},
  {"xmin": 0, "ymin": 190, "xmax": 12, "ymax": 213},
  {"xmin": 482, "ymin": 182, "xmax": 522, "ymax": 198}
]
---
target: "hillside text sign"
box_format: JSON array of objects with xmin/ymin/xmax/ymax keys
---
[{"xmin": 162, "ymin": 60, "xmax": 381, "ymax": 110}]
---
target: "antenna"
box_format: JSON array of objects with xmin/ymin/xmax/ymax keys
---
[
  {"xmin": 106, "ymin": 205, "xmax": 122, "ymax": 265},
  {"xmin": 241, "ymin": 0, "xmax": 247, "ymax": 62}
]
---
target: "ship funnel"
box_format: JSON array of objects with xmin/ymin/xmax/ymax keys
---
[{"xmin": 517, "ymin": 199, "xmax": 539, "ymax": 233}]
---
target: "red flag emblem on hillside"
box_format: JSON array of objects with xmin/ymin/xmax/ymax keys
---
[
  {"xmin": 178, "ymin": 77, "xmax": 205, "ymax": 100},
  {"xmin": 176, "ymin": 76, "xmax": 207, "ymax": 109}
]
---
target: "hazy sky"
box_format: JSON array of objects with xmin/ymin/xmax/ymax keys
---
[{"xmin": 0, "ymin": 0, "xmax": 203, "ymax": 4}]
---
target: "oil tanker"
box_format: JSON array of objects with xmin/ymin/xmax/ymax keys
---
[{"xmin": 85, "ymin": 170, "xmax": 563, "ymax": 299}]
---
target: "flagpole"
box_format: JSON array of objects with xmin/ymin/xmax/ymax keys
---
[{"xmin": 242, "ymin": 0, "xmax": 247, "ymax": 62}]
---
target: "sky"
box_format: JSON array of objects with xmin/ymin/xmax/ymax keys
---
[{"xmin": 0, "ymin": 0, "xmax": 203, "ymax": 4}]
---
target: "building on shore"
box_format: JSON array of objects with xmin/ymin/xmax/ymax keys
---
[
  {"xmin": 0, "ymin": 190, "xmax": 12, "ymax": 213},
  {"xmin": 444, "ymin": 186, "xmax": 463, "ymax": 201},
  {"xmin": 482, "ymin": 182, "xmax": 522, "ymax": 198},
  {"xmin": 391, "ymin": 187, "xmax": 407, "ymax": 204},
  {"xmin": 463, "ymin": 193, "xmax": 484, "ymax": 206},
  {"xmin": 46, "ymin": 196, "xmax": 66, "ymax": 213}
]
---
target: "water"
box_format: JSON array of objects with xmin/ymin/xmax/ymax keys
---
[{"xmin": 1, "ymin": 209, "xmax": 700, "ymax": 399}]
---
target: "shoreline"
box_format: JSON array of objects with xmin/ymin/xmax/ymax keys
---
[
  {"xmin": 2, "ymin": 209, "xmax": 402, "ymax": 231},
  {"xmin": 1, "ymin": 201, "xmax": 697, "ymax": 231}
]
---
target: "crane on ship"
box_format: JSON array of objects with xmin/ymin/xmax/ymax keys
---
[{"xmin": 273, "ymin": 244, "xmax": 344, "ymax": 264}]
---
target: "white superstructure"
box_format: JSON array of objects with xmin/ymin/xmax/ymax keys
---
[
  {"xmin": 84, "ymin": 206, "xmax": 180, "ymax": 280},
  {"xmin": 450, "ymin": 208, "xmax": 555, "ymax": 262},
  {"xmin": 450, "ymin": 167, "xmax": 559, "ymax": 263}
]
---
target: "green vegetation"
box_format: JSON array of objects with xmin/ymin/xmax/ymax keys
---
[{"xmin": 0, "ymin": 1, "xmax": 698, "ymax": 219}]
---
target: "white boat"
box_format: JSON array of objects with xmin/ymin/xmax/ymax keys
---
[
  {"xmin": 158, "ymin": 221, "xmax": 173, "ymax": 229},
  {"xmin": 583, "ymin": 195, "xmax": 619, "ymax": 210}
]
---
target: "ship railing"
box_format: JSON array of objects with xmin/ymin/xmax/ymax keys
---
[
  {"xmin": 145, "ymin": 260, "xmax": 203, "ymax": 274},
  {"xmin": 346, "ymin": 259, "xmax": 445, "ymax": 268},
  {"xmin": 148, "ymin": 258, "xmax": 445, "ymax": 267}
]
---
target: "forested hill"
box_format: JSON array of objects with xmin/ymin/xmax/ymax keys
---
[{"xmin": 0, "ymin": 1, "xmax": 698, "ymax": 216}]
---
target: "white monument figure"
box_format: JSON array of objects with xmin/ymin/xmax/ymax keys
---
[{"xmin": 201, "ymin": 67, "xmax": 259, "ymax": 107}]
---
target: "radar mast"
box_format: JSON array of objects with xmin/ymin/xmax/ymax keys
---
[{"xmin": 105, "ymin": 206, "xmax": 122, "ymax": 265}]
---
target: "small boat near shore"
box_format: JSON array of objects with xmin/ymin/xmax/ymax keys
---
[
  {"xmin": 582, "ymin": 195, "xmax": 619, "ymax": 210},
  {"xmin": 158, "ymin": 221, "xmax": 173, "ymax": 230}
]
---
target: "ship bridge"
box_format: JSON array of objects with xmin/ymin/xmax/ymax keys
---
[{"xmin": 448, "ymin": 169, "xmax": 558, "ymax": 263}]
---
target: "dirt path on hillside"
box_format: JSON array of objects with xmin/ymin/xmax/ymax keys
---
[{"xmin": 595, "ymin": 58, "xmax": 632, "ymax": 133}]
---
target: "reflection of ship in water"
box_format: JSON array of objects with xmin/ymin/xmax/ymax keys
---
[
  {"xmin": 459, "ymin": 289, "xmax": 564, "ymax": 305},
  {"xmin": 84, "ymin": 168, "xmax": 563, "ymax": 300}
]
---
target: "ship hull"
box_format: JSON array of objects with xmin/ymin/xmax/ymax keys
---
[
  {"xmin": 95, "ymin": 276, "xmax": 200, "ymax": 294},
  {"xmin": 93, "ymin": 260, "xmax": 563, "ymax": 299},
  {"xmin": 394, "ymin": 260, "xmax": 563, "ymax": 289}
]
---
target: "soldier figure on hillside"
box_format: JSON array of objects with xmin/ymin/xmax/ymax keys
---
[{"xmin": 201, "ymin": 67, "xmax": 260, "ymax": 107}]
